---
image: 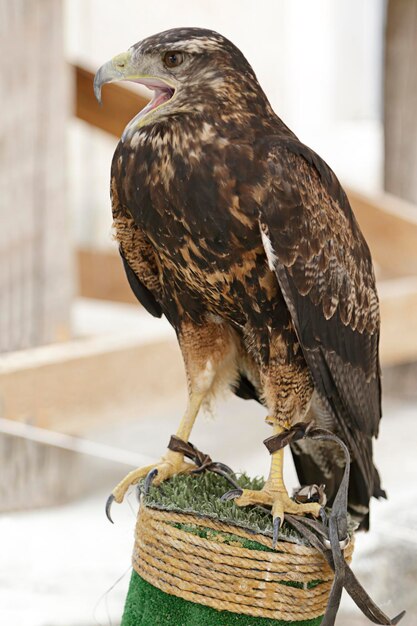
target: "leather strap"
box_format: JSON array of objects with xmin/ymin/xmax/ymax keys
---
[
  {"xmin": 263, "ymin": 420, "xmax": 313, "ymax": 453},
  {"xmin": 167, "ymin": 435, "xmax": 241, "ymax": 488},
  {"xmin": 264, "ymin": 424, "xmax": 405, "ymax": 625},
  {"xmin": 286, "ymin": 513, "xmax": 405, "ymax": 625},
  {"xmin": 167, "ymin": 430, "xmax": 405, "ymax": 625},
  {"xmin": 168, "ymin": 435, "xmax": 213, "ymax": 472}
]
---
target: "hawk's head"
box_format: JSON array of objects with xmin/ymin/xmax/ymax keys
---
[{"xmin": 94, "ymin": 27, "xmax": 271, "ymax": 133}]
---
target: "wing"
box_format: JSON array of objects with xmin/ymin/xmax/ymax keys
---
[
  {"xmin": 119, "ymin": 247, "xmax": 162, "ymax": 317},
  {"xmin": 111, "ymin": 173, "xmax": 163, "ymax": 318},
  {"xmin": 258, "ymin": 138, "xmax": 382, "ymax": 495}
]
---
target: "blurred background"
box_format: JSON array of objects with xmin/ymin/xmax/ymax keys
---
[{"xmin": 1, "ymin": 1, "xmax": 417, "ymax": 625}]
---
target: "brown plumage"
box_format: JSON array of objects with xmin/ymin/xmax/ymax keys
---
[{"xmin": 95, "ymin": 27, "xmax": 385, "ymax": 529}]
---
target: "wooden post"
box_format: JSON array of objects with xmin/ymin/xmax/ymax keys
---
[
  {"xmin": 384, "ymin": 0, "xmax": 417, "ymax": 203},
  {"xmin": 0, "ymin": 0, "xmax": 73, "ymax": 352}
]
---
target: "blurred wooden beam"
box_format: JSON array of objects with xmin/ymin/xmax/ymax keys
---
[
  {"xmin": 379, "ymin": 277, "xmax": 417, "ymax": 366},
  {"xmin": 347, "ymin": 188, "xmax": 417, "ymax": 277},
  {"xmin": 77, "ymin": 246, "xmax": 136, "ymax": 304},
  {"xmin": 0, "ymin": 334, "xmax": 184, "ymax": 432},
  {"xmin": 74, "ymin": 64, "xmax": 148, "ymax": 137}
]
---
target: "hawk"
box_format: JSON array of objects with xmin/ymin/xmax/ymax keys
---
[{"xmin": 94, "ymin": 27, "xmax": 385, "ymax": 534}]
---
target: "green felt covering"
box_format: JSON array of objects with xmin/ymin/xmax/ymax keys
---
[{"xmin": 121, "ymin": 570, "xmax": 323, "ymax": 626}]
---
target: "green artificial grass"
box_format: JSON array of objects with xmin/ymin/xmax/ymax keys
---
[
  {"xmin": 141, "ymin": 471, "xmax": 307, "ymax": 544},
  {"xmin": 120, "ymin": 472, "xmax": 333, "ymax": 625},
  {"xmin": 141, "ymin": 471, "xmax": 356, "ymax": 543},
  {"xmin": 121, "ymin": 570, "xmax": 323, "ymax": 626}
]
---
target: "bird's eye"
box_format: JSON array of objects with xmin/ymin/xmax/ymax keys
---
[{"xmin": 163, "ymin": 51, "xmax": 183, "ymax": 68}]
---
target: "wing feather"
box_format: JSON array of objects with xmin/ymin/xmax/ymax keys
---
[{"xmin": 258, "ymin": 139, "xmax": 382, "ymax": 494}]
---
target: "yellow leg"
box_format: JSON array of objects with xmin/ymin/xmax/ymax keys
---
[
  {"xmin": 176, "ymin": 393, "xmax": 204, "ymax": 441},
  {"xmin": 109, "ymin": 393, "xmax": 204, "ymax": 509},
  {"xmin": 229, "ymin": 425, "xmax": 321, "ymax": 543}
]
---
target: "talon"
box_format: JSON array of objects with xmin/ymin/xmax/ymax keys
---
[
  {"xmin": 272, "ymin": 516, "xmax": 281, "ymax": 548},
  {"xmin": 221, "ymin": 488, "xmax": 243, "ymax": 502},
  {"xmin": 232, "ymin": 486, "xmax": 322, "ymax": 527},
  {"xmin": 108, "ymin": 451, "xmax": 195, "ymax": 508},
  {"xmin": 143, "ymin": 468, "xmax": 158, "ymax": 495},
  {"xmin": 320, "ymin": 506, "xmax": 328, "ymax": 525},
  {"xmin": 105, "ymin": 494, "xmax": 115, "ymax": 524}
]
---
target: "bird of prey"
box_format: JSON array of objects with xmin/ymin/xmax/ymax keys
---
[{"xmin": 94, "ymin": 27, "xmax": 385, "ymax": 532}]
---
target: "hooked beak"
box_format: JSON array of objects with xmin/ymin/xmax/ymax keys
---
[{"xmin": 94, "ymin": 51, "xmax": 132, "ymax": 104}]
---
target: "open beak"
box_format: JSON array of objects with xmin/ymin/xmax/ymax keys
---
[{"xmin": 94, "ymin": 50, "xmax": 176, "ymax": 128}]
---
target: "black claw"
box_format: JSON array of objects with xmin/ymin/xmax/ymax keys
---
[
  {"xmin": 105, "ymin": 494, "xmax": 115, "ymax": 524},
  {"xmin": 221, "ymin": 488, "xmax": 243, "ymax": 502},
  {"xmin": 272, "ymin": 517, "xmax": 281, "ymax": 548},
  {"xmin": 143, "ymin": 468, "xmax": 158, "ymax": 495},
  {"xmin": 320, "ymin": 506, "xmax": 327, "ymax": 525}
]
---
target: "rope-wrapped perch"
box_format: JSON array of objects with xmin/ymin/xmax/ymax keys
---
[
  {"xmin": 133, "ymin": 504, "xmax": 354, "ymax": 622},
  {"xmin": 121, "ymin": 425, "xmax": 405, "ymax": 625}
]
